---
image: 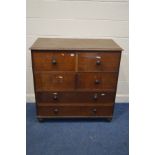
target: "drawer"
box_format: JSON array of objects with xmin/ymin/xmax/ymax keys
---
[
  {"xmin": 78, "ymin": 52, "xmax": 121, "ymax": 72},
  {"xmin": 77, "ymin": 72, "xmax": 118, "ymax": 90},
  {"xmin": 37, "ymin": 105, "xmax": 113, "ymax": 117},
  {"xmin": 34, "ymin": 72, "xmax": 75, "ymax": 91},
  {"xmin": 32, "ymin": 51, "xmax": 76, "ymax": 71},
  {"xmin": 36, "ymin": 91, "xmax": 115, "ymax": 103}
]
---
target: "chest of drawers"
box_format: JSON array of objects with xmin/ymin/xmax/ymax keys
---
[{"xmin": 30, "ymin": 38, "xmax": 122, "ymax": 121}]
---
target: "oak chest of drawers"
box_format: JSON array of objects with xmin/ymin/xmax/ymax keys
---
[{"xmin": 31, "ymin": 38, "xmax": 122, "ymax": 121}]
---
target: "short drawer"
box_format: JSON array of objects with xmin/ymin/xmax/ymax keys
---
[
  {"xmin": 36, "ymin": 91, "xmax": 116, "ymax": 103},
  {"xmin": 32, "ymin": 51, "xmax": 76, "ymax": 71},
  {"xmin": 77, "ymin": 72, "xmax": 118, "ymax": 90},
  {"xmin": 78, "ymin": 52, "xmax": 121, "ymax": 72},
  {"xmin": 37, "ymin": 105, "xmax": 113, "ymax": 117},
  {"xmin": 34, "ymin": 72, "xmax": 75, "ymax": 91}
]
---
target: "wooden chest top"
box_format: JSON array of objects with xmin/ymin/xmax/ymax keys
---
[{"xmin": 30, "ymin": 38, "xmax": 122, "ymax": 51}]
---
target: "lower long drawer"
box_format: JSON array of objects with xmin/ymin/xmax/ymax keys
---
[
  {"xmin": 36, "ymin": 91, "xmax": 115, "ymax": 104},
  {"xmin": 37, "ymin": 105, "xmax": 114, "ymax": 117}
]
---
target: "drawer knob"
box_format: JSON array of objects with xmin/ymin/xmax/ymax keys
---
[
  {"xmin": 52, "ymin": 93, "xmax": 58, "ymax": 100},
  {"xmin": 53, "ymin": 108, "xmax": 59, "ymax": 114},
  {"xmin": 53, "ymin": 95, "xmax": 58, "ymax": 100},
  {"xmin": 96, "ymin": 60, "xmax": 101, "ymax": 65},
  {"xmin": 95, "ymin": 80, "xmax": 100, "ymax": 84},
  {"xmin": 93, "ymin": 93, "xmax": 98, "ymax": 100},
  {"xmin": 52, "ymin": 59, "xmax": 57, "ymax": 65},
  {"xmin": 92, "ymin": 108, "xmax": 97, "ymax": 113}
]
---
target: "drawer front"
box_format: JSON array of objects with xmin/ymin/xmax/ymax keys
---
[
  {"xmin": 77, "ymin": 72, "xmax": 118, "ymax": 90},
  {"xmin": 32, "ymin": 52, "xmax": 76, "ymax": 71},
  {"xmin": 36, "ymin": 92, "xmax": 115, "ymax": 103},
  {"xmin": 78, "ymin": 52, "xmax": 121, "ymax": 72},
  {"xmin": 37, "ymin": 105, "xmax": 113, "ymax": 117},
  {"xmin": 34, "ymin": 72, "xmax": 75, "ymax": 91}
]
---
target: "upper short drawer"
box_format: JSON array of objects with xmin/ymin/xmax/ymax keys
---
[
  {"xmin": 32, "ymin": 51, "xmax": 76, "ymax": 71},
  {"xmin": 78, "ymin": 52, "xmax": 121, "ymax": 72}
]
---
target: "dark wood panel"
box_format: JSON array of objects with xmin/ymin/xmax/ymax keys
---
[
  {"xmin": 77, "ymin": 72, "xmax": 118, "ymax": 90},
  {"xmin": 36, "ymin": 91, "xmax": 116, "ymax": 104},
  {"xmin": 34, "ymin": 72, "xmax": 76, "ymax": 91},
  {"xmin": 78, "ymin": 52, "xmax": 121, "ymax": 72},
  {"xmin": 37, "ymin": 105, "xmax": 113, "ymax": 117},
  {"xmin": 32, "ymin": 51, "xmax": 76, "ymax": 71}
]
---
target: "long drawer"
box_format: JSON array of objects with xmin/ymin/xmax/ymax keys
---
[
  {"xmin": 34, "ymin": 72, "xmax": 118, "ymax": 91},
  {"xmin": 36, "ymin": 91, "xmax": 116, "ymax": 104},
  {"xmin": 37, "ymin": 105, "xmax": 113, "ymax": 117}
]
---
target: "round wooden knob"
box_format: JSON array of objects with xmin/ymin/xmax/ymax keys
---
[
  {"xmin": 53, "ymin": 95, "xmax": 58, "ymax": 100},
  {"xmin": 96, "ymin": 60, "xmax": 101, "ymax": 65},
  {"xmin": 93, "ymin": 93, "xmax": 98, "ymax": 100},
  {"xmin": 52, "ymin": 93, "xmax": 58, "ymax": 100},
  {"xmin": 52, "ymin": 59, "xmax": 57, "ymax": 65},
  {"xmin": 95, "ymin": 79, "xmax": 100, "ymax": 84},
  {"xmin": 53, "ymin": 108, "xmax": 59, "ymax": 114},
  {"xmin": 92, "ymin": 108, "xmax": 97, "ymax": 113}
]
